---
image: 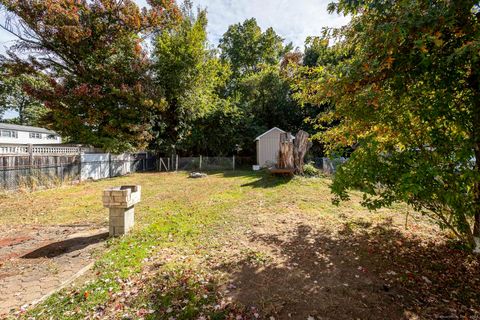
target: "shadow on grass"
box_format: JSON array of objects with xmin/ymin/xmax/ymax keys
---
[
  {"xmin": 241, "ymin": 175, "xmax": 293, "ymax": 188},
  {"xmin": 22, "ymin": 232, "xmax": 109, "ymax": 259},
  {"xmin": 118, "ymin": 221, "xmax": 479, "ymax": 320},
  {"xmin": 212, "ymin": 222, "xmax": 480, "ymax": 320},
  {"xmin": 220, "ymin": 170, "xmax": 293, "ymax": 188}
]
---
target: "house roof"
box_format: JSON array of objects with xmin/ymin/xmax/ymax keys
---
[
  {"xmin": 0, "ymin": 123, "xmax": 59, "ymax": 135},
  {"xmin": 254, "ymin": 127, "xmax": 295, "ymax": 141}
]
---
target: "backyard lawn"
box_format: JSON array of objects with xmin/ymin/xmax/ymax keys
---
[{"xmin": 1, "ymin": 171, "xmax": 479, "ymax": 319}]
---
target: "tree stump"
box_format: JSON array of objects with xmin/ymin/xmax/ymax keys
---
[
  {"xmin": 278, "ymin": 132, "xmax": 294, "ymax": 169},
  {"xmin": 293, "ymin": 130, "xmax": 311, "ymax": 175},
  {"xmin": 276, "ymin": 131, "xmax": 311, "ymax": 174}
]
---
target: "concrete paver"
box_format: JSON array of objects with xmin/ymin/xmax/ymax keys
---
[{"xmin": 0, "ymin": 225, "xmax": 108, "ymax": 315}]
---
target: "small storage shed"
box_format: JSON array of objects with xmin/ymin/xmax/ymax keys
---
[{"xmin": 255, "ymin": 127, "xmax": 294, "ymax": 168}]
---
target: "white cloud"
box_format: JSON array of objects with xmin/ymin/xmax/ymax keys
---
[
  {"xmin": 0, "ymin": 0, "xmax": 350, "ymax": 55},
  {"xmin": 0, "ymin": 0, "xmax": 348, "ymax": 120},
  {"xmin": 192, "ymin": 0, "xmax": 350, "ymax": 49}
]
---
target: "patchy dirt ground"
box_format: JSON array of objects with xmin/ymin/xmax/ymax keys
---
[
  {"xmin": 90, "ymin": 174, "xmax": 479, "ymax": 320},
  {"xmin": 197, "ymin": 200, "xmax": 478, "ymax": 320},
  {"xmin": 2, "ymin": 172, "xmax": 479, "ymax": 319}
]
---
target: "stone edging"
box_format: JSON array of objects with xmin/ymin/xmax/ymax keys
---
[{"xmin": 29, "ymin": 261, "xmax": 95, "ymax": 309}]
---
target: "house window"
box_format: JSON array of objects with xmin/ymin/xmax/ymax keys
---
[
  {"xmin": 29, "ymin": 132, "xmax": 42, "ymax": 139},
  {"xmin": 0, "ymin": 130, "xmax": 18, "ymax": 138},
  {"xmin": 47, "ymin": 134, "xmax": 57, "ymax": 140}
]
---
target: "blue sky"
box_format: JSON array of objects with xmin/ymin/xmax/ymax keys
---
[
  {"xmin": 1, "ymin": 0, "xmax": 349, "ymax": 53},
  {"xmin": 0, "ymin": 0, "xmax": 349, "ymax": 119},
  {"xmin": 170, "ymin": 0, "xmax": 349, "ymax": 49}
]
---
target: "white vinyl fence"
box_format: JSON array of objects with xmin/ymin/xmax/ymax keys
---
[
  {"xmin": 80, "ymin": 153, "xmax": 134, "ymax": 180},
  {"xmin": 80, "ymin": 153, "xmax": 111, "ymax": 180}
]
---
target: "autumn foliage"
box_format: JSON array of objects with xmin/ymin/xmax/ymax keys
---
[
  {"xmin": 0, "ymin": 0, "xmax": 180, "ymax": 151},
  {"xmin": 295, "ymin": 0, "xmax": 480, "ymax": 250}
]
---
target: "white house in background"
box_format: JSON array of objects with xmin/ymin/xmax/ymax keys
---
[
  {"xmin": 0, "ymin": 123, "xmax": 62, "ymax": 144},
  {"xmin": 255, "ymin": 127, "xmax": 295, "ymax": 168}
]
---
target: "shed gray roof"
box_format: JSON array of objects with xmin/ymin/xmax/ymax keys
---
[
  {"xmin": 254, "ymin": 127, "xmax": 295, "ymax": 141},
  {"xmin": 0, "ymin": 123, "xmax": 59, "ymax": 135}
]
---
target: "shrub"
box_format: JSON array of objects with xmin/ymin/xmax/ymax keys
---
[{"xmin": 303, "ymin": 162, "xmax": 320, "ymax": 177}]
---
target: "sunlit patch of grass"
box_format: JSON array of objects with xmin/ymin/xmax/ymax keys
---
[{"xmin": 18, "ymin": 171, "xmax": 255, "ymax": 319}]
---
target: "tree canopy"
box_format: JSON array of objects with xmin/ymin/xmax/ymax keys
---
[
  {"xmin": 219, "ymin": 18, "xmax": 292, "ymax": 81},
  {"xmin": 0, "ymin": 69, "xmax": 47, "ymax": 126},
  {"xmin": 0, "ymin": 2, "xmax": 308, "ymax": 156},
  {"xmin": 150, "ymin": 2, "xmax": 229, "ymax": 154},
  {"xmin": 165, "ymin": 17, "xmax": 305, "ymax": 156},
  {"xmin": 295, "ymin": 0, "xmax": 480, "ymax": 250},
  {"xmin": 0, "ymin": 0, "xmax": 181, "ymax": 151}
]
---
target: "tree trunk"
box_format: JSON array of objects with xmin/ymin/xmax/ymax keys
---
[
  {"xmin": 278, "ymin": 132, "xmax": 294, "ymax": 169},
  {"xmin": 470, "ymin": 69, "xmax": 480, "ymax": 253},
  {"xmin": 473, "ymin": 209, "xmax": 480, "ymax": 254},
  {"xmin": 473, "ymin": 144, "xmax": 480, "ymax": 253},
  {"xmin": 293, "ymin": 130, "xmax": 311, "ymax": 175},
  {"xmin": 277, "ymin": 131, "xmax": 311, "ymax": 174},
  {"xmin": 18, "ymin": 99, "xmax": 25, "ymax": 125}
]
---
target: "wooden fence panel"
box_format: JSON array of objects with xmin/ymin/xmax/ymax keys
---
[{"xmin": 0, "ymin": 149, "xmax": 157, "ymax": 190}]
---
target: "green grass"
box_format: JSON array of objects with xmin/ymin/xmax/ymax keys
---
[
  {"xmin": 11, "ymin": 171, "xmax": 258, "ymax": 319},
  {"xmin": 2, "ymin": 171, "xmax": 436, "ymax": 319},
  {"xmin": 0, "ymin": 172, "xmax": 252, "ymax": 226}
]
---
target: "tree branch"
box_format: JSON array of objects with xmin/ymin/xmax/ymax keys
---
[{"xmin": 39, "ymin": 57, "xmax": 75, "ymax": 75}]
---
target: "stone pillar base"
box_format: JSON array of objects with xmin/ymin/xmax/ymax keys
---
[{"xmin": 109, "ymin": 206, "xmax": 135, "ymax": 236}]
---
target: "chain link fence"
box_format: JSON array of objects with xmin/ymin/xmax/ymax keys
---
[
  {"xmin": 307, "ymin": 156, "xmax": 347, "ymax": 174},
  {"xmin": 172, "ymin": 156, "xmax": 254, "ymax": 171},
  {"xmin": 0, "ymin": 152, "xmax": 254, "ymax": 191}
]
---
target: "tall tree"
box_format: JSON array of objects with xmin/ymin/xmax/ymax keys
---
[
  {"xmin": 236, "ymin": 64, "xmax": 302, "ymax": 133},
  {"xmin": 0, "ymin": 0, "xmax": 180, "ymax": 151},
  {"xmin": 0, "ymin": 70, "xmax": 47, "ymax": 125},
  {"xmin": 150, "ymin": 2, "xmax": 229, "ymax": 154},
  {"xmin": 291, "ymin": 36, "xmax": 348, "ymax": 157},
  {"xmin": 216, "ymin": 18, "xmax": 303, "ymax": 155},
  {"xmin": 219, "ymin": 18, "xmax": 292, "ymax": 82},
  {"xmin": 296, "ymin": 0, "xmax": 480, "ymax": 251}
]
